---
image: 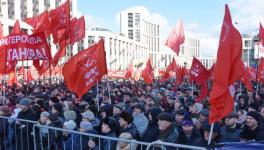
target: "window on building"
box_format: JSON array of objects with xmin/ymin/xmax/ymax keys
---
[
  {"xmin": 135, "ymin": 13, "xmax": 140, "ymax": 28},
  {"xmin": 245, "ymin": 40, "xmax": 250, "ymax": 47},
  {"xmin": 128, "ymin": 13, "xmax": 133, "ymax": 27},
  {"xmin": 135, "ymin": 29, "xmax": 140, "ymax": 42},
  {"xmin": 128, "ymin": 30, "xmax": 133, "ymax": 39},
  {"xmin": 88, "ymin": 36, "xmax": 94, "ymax": 46}
]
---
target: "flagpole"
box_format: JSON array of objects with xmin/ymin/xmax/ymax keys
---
[
  {"xmin": 257, "ymin": 35, "xmax": 260, "ymax": 94},
  {"xmin": 106, "ymin": 76, "xmax": 111, "ymax": 104},
  {"xmin": 208, "ymin": 123, "xmax": 214, "ymax": 145},
  {"xmin": 96, "ymin": 80, "xmax": 99, "ymax": 111}
]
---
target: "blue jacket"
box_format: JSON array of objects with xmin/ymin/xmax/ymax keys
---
[
  {"xmin": 133, "ymin": 113, "xmax": 149, "ymax": 136},
  {"xmin": 62, "ymin": 133, "xmax": 80, "ymax": 150}
]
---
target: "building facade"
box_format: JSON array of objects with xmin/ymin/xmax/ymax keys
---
[
  {"xmin": 77, "ymin": 27, "xmax": 149, "ymax": 70},
  {"xmin": 0, "ymin": 0, "xmax": 78, "ymax": 58},
  {"xmin": 198, "ymin": 57, "xmax": 216, "ymax": 69},
  {"xmin": 120, "ymin": 7, "xmax": 160, "ymax": 67}
]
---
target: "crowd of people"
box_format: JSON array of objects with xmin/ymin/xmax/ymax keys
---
[{"xmin": 0, "ymin": 78, "xmax": 264, "ymax": 150}]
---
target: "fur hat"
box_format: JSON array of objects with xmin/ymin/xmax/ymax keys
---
[
  {"xmin": 63, "ymin": 120, "xmax": 76, "ymax": 130},
  {"xmin": 157, "ymin": 112, "xmax": 174, "ymax": 122},
  {"xmin": 102, "ymin": 117, "xmax": 118, "ymax": 130},
  {"xmin": 64, "ymin": 111, "xmax": 76, "ymax": 121},
  {"xmin": 120, "ymin": 111, "xmax": 133, "ymax": 124}
]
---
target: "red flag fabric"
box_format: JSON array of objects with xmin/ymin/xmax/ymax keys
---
[
  {"xmin": 49, "ymin": 0, "xmax": 70, "ymax": 34},
  {"xmin": 27, "ymin": 67, "xmax": 34, "ymax": 82},
  {"xmin": 52, "ymin": 41, "xmax": 67, "ymax": 66},
  {"xmin": 8, "ymin": 70, "xmax": 16, "ymax": 86},
  {"xmin": 0, "ymin": 21, "xmax": 3, "ymax": 38},
  {"xmin": 125, "ymin": 63, "xmax": 133, "ymax": 79},
  {"xmin": 25, "ymin": 11, "xmax": 51, "ymax": 35},
  {"xmin": 259, "ymin": 23, "xmax": 264, "ymax": 47},
  {"xmin": 241, "ymin": 63, "xmax": 253, "ymax": 91},
  {"xmin": 209, "ymin": 63, "xmax": 215, "ymax": 79},
  {"xmin": 134, "ymin": 67, "xmax": 142, "ymax": 81},
  {"xmin": 63, "ymin": 39, "xmax": 107, "ymax": 97},
  {"xmin": 18, "ymin": 67, "xmax": 24, "ymax": 75},
  {"xmin": 197, "ymin": 84, "xmax": 208, "ymax": 103},
  {"xmin": 160, "ymin": 58, "xmax": 177, "ymax": 82},
  {"xmin": 142, "ymin": 58, "xmax": 154, "ymax": 84},
  {"xmin": 190, "ymin": 57, "xmax": 210, "ymax": 84},
  {"xmin": 258, "ymin": 57, "xmax": 264, "ymax": 83},
  {"xmin": 165, "ymin": 19, "xmax": 185, "ymax": 55},
  {"xmin": 70, "ymin": 16, "xmax": 85, "ymax": 45},
  {"xmin": 209, "ymin": 5, "xmax": 243, "ymax": 124},
  {"xmin": 12, "ymin": 20, "xmax": 21, "ymax": 34}
]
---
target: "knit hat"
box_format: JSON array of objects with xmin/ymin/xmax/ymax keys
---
[
  {"xmin": 175, "ymin": 109, "xmax": 185, "ymax": 116},
  {"xmin": 19, "ymin": 98, "xmax": 30, "ymax": 106},
  {"xmin": 52, "ymin": 103, "xmax": 63, "ymax": 112},
  {"xmin": 40, "ymin": 111, "xmax": 50, "ymax": 118},
  {"xmin": 80, "ymin": 121, "xmax": 93, "ymax": 131},
  {"xmin": 81, "ymin": 111, "xmax": 95, "ymax": 120},
  {"xmin": 182, "ymin": 119, "xmax": 193, "ymax": 126},
  {"xmin": 63, "ymin": 120, "xmax": 76, "ymax": 130},
  {"xmin": 64, "ymin": 111, "xmax": 77, "ymax": 121},
  {"xmin": 120, "ymin": 111, "xmax": 134, "ymax": 124},
  {"xmin": 246, "ymin": 111, "xmax": 260, "ymax": 122},
  {"xmin": 102, "ymin": 117, "xmax": 118, "ymax": 130},
  {"xmin": 157, "ymin": 112, "xmax": 174, "ymax": 122}
]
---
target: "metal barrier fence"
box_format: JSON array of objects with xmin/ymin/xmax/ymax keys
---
[
  {"xmin": 0, "ymin": 116, "xmax": 38, "ymax": 150},
  {"xmin": 0, "ymin": 116, "xmax": 206, "ymax": 150}
]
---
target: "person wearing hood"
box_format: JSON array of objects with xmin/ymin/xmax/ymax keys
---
[
  {"xmin": 133, "ymin": 104, "xmax": 149, "ymax": 137},
  {"xmin": 88, "ymin": 117, "xmax": 118, "ymax": 150},
  {"xmin": 141, "ymin": 107, "xmax": 162, "ymax": 143}
]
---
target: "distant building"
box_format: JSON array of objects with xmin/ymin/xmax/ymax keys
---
[{"xmin": 198, "ymin": 57, "xmax": 216, "ymax": 69}]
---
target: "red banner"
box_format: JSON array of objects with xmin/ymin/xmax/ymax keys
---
[{"xmin": 0, "ymin": 32, "xmax": 51, "ymax": 62}]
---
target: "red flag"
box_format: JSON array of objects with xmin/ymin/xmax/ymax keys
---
[
  {"xmin": 18, "ymin": 67, "xmax": 24, "ymax": 75},
  {"xmin": 209, "ymin": 5, "xmax": 243, "ymax": 124},
  {"xmin": 160, "ymin": 58, "xmax": 177, "ymax": 82},
  {"xmin": 134, "ymin": 67, "xmax": 142, "ymax": 81},
  {"xmin": 190, "ymin": 57, "xmax": 210, "ymax": 84},
  {"xmin": 27, "ymin": 67, "xmax": 34, "ymax": 82},
  {"xmin": 70, "ymin": 16, "xmax": 85, "ymax": 45},
  {"xmin": 8, "ymin": 70, "xmax": 16, "ymax": 86},
  {"xmin": 258, "ymin": 57, "xmax": 264, "ymax": 83},
  {"xmin": 209, "ymin": 63, "xmax": 215, "ymax": 79},
  {"xmin": 0, "ymin": 21, "xmax": 3, "ymax": 37},
  {"xmin": 25, "ymin": 11, "xmax": 51, "ymax": 35},
  {"xmin": 259, "ymin": 23, "xmax": 264, "ymax": 47},
  {"xmin": 39, "ymin": 60, "xmax": 51, "ymax": 75},
  {"xmin": 125, "ymin": 63, "xmax": 133, "ymax": 79},
  {"xmin": 142, "ymin": 58, "xmax": 154, "ymax": 84},
  {"xmin": 49, "ymin": 0, "xmax": 70, "ymax": 33},
  {"xmin": 241, "ymin": 63, "xmax": 253, "ymax": 91},
  {"xmin": 12, "ymin": 20, "xmax": 21, "ymax": 34},
  {"xmin": 197, "ymin": 84, "xmax": 208, "ymax": 103},
  {"xmin": 63, "ymin": 39, "xmax": 107, "ymax": 97},
  {"xmin": 52, "ymin": 41, "xmax": 67, "ymax": 66},
  {"xmin": 165, "ymin": 19, "xmax": 185, "ymax": 55}
]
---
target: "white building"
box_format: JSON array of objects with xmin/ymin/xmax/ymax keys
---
[
  {"xmin": 120, "ymin": 7, "xmax": 160, "ymax": 67},
  {"xmin": 78, "ymin": 27, "xmax": 149, "ymax": 70},
  {"xmin": 0, "ymin": 0, "xmax": 78, "ymax": 58},
  {"xmin": 198, "ymin": 57, "xmax": 216, "ymax": 69}
]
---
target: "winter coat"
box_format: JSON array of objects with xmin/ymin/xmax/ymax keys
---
[
  {"xmin": 220, "ymin": 125, "xmax": 241, "ymax": 142},
  {"xmin": 133, "ymin": 112, "xmax": 149, "ymax": 136},
  {"xmin": 176, "ymin": 128, "xmax": 201, "ymax": 149},
  {"xmin": 158, "ymin": 124, "xmax": 178, "ymax": 150},
  {"xmin": 0, "ymin": 119, "xmax": 15, "ymax": 150},
  {"xmin": 92, "ymin": 131, "xmax": 117, "ymax": 150},
  {"xmin": 62, "ymin": 133, "xmax": 80, "ymax": 150},
  {"xmin": 120, "ymin": 123, "xmax": 140, "ymax": 140}
]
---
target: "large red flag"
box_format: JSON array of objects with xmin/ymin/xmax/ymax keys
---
[
  {"xmin": 142, "ymin": 58, "xmax": 154, "ymax": 84},
  {"xmin": 70, "ymin": 16, "xmax": 85, "ymax": 45},
  {"xmin": 209, "ymin": 5, "xmax": 243, "ymax": 124},
  {"xmin": 125, "ymin": 62, "xmax": 133, "ymax": 79},
  {"xmin": 63, "ymin": 39, "xmax": 107, "ymax": 97},
  {"xmin": 25, "ymin": 11, "xmax": 51, "ymax": 35},
  {"xmin": 247, "ymin": 67, "xmax": 257, "ymax": 81},
  {"xmin": 259, "ymin": 23, "xmax": 264, "ymax": 47},
  {"xmin": 190, "ymin": 57, "xmax": 210, "ymax": 84},
  {"xmin": 165, "ymin": 19, "xmax": 185, "ymax": 55},
  {"xmin": 27, "ymin": 67, "xmax": 34, "ymax": 82},
  {"xmin": 258, "ymin": 57, "xmax": 264, "ymax": 83},
  {"xmin": 49, "ymin": 0, "xmax": 70, "ymax": 33},
  {"xmin": 52, "ymin": 41, "xmax": 67, "ymax": 66},
  {"xmin": 8, "ymin": 70, "xmax": 16, "ymax": 86}
]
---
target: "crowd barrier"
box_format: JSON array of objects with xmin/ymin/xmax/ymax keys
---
[{"xmin": 0, "ymin": 116, "xmax": 206, "ymax": 150}]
